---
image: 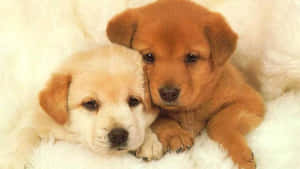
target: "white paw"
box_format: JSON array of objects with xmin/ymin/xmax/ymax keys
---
[{"xmin": 136, "ymin": 129, "xmax": 163, "ymax": 161}]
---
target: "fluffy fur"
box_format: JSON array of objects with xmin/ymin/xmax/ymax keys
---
[
  {"xmin": 197, "ymin": 0, "xmax": 300, "ymax": 100},
  {"xmin": 106, "ymin": 1, "xmax": 264, "ymax": 168},
  {"xmin": 0, "ymin": 0, "xmax": 300, "ymax": 169},
  {"xmin": 0, "ymin": 44, "xmax": 159, "ymax": 169}
]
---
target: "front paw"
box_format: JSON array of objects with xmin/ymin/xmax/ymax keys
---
[
  {"xmin": 135, "ymin": 129, "xmax": 164, "ymax": 161},
  {"xmin": 158, "ymin": 128, "xmax": 194, "ymax": 153},
  {"xmin": 236, "ymin": 150, "xmax": 256, "ymax": 169}
]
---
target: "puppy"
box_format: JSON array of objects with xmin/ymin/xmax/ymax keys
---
[
  {"xmin": 0, "ymin": 44, "xmax": 160, "ymax": 169},
  {"xmin": 107, "ymin": 0, "xmax": 265, "ymax": 169}
]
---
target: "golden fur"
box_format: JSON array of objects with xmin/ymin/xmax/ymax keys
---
[
  {"xmin": 39, "ymin": 73, "xmax": 72, "ymax": 124},
  {"xmin": 0, "ymin": 44, "xmax": 159, "ymax": 169},
  {"xmin": 107, "ymin": 0, "xmax": 265, "ymax": 168}
]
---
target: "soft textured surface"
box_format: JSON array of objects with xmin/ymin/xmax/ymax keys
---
[
  {"xmin": 0, "ymin": 0, "xmax": 300, "ymax": 169},
  {"xmin": 29, "ymin": 92, "xmax": 300, "ymax": 169}
]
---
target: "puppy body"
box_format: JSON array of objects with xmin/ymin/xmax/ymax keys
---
[
  {"xmin": 149, "ymin": 63, "xmax": 264, "ymax": 169},
  {"xmin": 156, "ymin": 63, "xmax": 264, "ymax": 135},
  {"xmin": 107, "ymin": 0, "xmax": 265, "ymax": 169},
  {"xmin": 0, "ymin": 44, "xmax": 159, "ymax": 169}
]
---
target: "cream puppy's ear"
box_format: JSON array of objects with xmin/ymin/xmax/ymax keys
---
[
  {"xmin": 39, "ymin": 73, "xmax": 71, "ymax": 124},
  {"xmin": 143, "ymin": 73, "xmax": 159, "ymax": 114}
]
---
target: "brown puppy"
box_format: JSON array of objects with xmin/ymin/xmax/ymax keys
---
[{"xmin": 106, "ymin": 0, "xmax": 264, "ymax": 169}]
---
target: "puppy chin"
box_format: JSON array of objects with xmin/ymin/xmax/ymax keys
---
[
  {"xmin": 161, "ymin": 104, "xmax": 178, "ymax": 110},
  {"xmin": 153, "ymin": 98, "xmax": 180, "ymax": 110},
  {"xmin": 88, "ymin": 143, "xmax": 128, "ymax": 155},
  {"xmin": 89, "ymin": 139, "xmax": 143, "ymax": 154},
  {"xmin": 156, "ymin": 101, "xmax": 191, "ymax": 113},
  {"xmin": 88, "ymin": 145, "xmax": 108, "ymax": 154},
  {"xmin": 106, "ymin": 144, "xmax": 141, "ymax": 155}
]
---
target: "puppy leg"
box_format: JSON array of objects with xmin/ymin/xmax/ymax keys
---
[
  {"xmin": 0, "ymin": 127, "xmax": 40, "ymax": 169},
  {"xmin": 151, "ymin": 117, "xmax": 194, "ymax": 153},
  {"xmin": 136, "ymin": 128, "xmax": 164, "ymax": 160},
  {"xmin": 207, "ymin": 103, "xmax": 264, "ymax": 169}
]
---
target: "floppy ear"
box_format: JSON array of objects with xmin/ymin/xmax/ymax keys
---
[
  {"xmin": 205, "ymin": 13, "xmax": 238, "ymax": 67},
  {"xmin": 39, "ymin": 73, "xmax": 72, "ymax": 124},
  {"xmin": 106, "ymin": 9, "xmax": 138, "ymax": 48},
  {"xmin": 143, "ymin": 70, "xmax": 159, "ymax": 114}
]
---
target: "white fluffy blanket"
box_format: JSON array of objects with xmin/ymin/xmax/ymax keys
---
[{"xmin": 1, "ymin": 0, "xmax": 300, "ymax": 169}]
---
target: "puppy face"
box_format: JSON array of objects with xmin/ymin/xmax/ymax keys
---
[
  {"xmin": 39, "ymin": 45, "xmax": 158, "ymax": 153},
  {"xmin": 107, "ymin": 0, "xmax": 237, "ymax": 110}
]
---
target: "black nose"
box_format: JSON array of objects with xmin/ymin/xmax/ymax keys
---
[
  {"xmin": 108, "ymin": 128, "xmax": 128, "ymax": 147},
  {"xmin": 159, "ymin": 86, "xmax": 180, "ymax": 102}
]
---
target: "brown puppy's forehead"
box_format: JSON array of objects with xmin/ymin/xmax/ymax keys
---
[
  {"xmin": 139, "ymin": 0, "xmax": 210, "ymax": 20},
  {"xmin": 133, "ymin": 1, "xmax": 211, "ymax": 58},
  {"xmin": 135, "ymin": 22, "xmax": 210, "ymax": 59}
]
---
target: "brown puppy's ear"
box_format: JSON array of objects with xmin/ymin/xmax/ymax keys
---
[
  {"xmin": 205, "ymin": 13, "xmax": 238, "ymax": 67},
  {"xmin": 106, "ymin": 9, "xmax": 138, "ymax": 48},
  {"xmin": 39, "ymin": 73, "xmax": 72, "ymax": 124}
]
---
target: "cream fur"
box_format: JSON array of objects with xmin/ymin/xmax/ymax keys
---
[
  {"xmin": 0, "ymin": 0, "xmax": 300, "ymax": 169},
  {"xmin": 0, "ymin": 44, "xmax": 158, "ymax": 169}
]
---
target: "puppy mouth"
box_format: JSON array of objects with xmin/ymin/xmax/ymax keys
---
[
  {"xmin": 112, "ymin": 146, "xmax": 128, "ymax": 152},
  {"xmin": 92, "ymin": 144, "xmax": 129, "ymax": 153},
  {"xmin": 158, "ymin": 101, "xmax": 180, "ymax": 110},
  {"xmin": 152, "ymin": 96, "xmax": 180, "ymax": 109},
  {"xmin": 157, "ymin": 100, "xmax": 190, "ymax": 111}
]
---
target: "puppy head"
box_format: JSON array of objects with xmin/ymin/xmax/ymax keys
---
[
  {"xmin": 107, "ymin": 0, "xmax": 237, "ymax": 110},
  {"xmin": 39, "ymin": 44, "xmax": 158, "ymax": 153}
]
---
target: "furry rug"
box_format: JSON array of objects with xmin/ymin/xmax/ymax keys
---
[
  {"xmin": 0, "ymin": 0, "xmax": 300, "ymax": 169},
  {"xmin": 28, "ymin": 92, "xmax": 300, "ymax": 169}
]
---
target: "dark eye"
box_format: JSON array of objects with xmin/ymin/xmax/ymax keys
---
[
  {"xmin": 128, "ymin": 96, "xmax": 140, "ymax": 107},
  {"xmin": 82, "ymin": 99, "xmax": 99, "ymax": 111},
  {"xmin": 142, "ymin": 53, "xmax": 155, "ymax": 64},
  {"xmin": 185, "ymin": 53, "xmax": 199, "ymax": 63}
]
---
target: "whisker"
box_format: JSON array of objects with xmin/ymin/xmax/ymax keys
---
[
  {"xmin": 95, "ymin": 137, "xmax": 106, "ymax": 141},
  {"xmin": 127, "ymin": 125, "xmax": 134, "ymax": 129},
  {"xmin": 93, "ymin": 145, "xmax": 109, "ymax": 149},
  {"xmin": 92, "ymin": 144, "xmax": 110, "ymax": 150},
  {"xmin": 94, "ymin": 139, "xmax": 108, "ymax": 145},
  {"xmin": 95, "ymin": 141, "xmax": 107, "ymax": 144},
  {"xmin": 95, "ymin": 129, "xmax": 109, "ymax": 135}
]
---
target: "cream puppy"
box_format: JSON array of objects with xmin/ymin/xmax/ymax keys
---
[{"xmin": 0, "ymin": 44, "xmax": 161, "ymax": 169}]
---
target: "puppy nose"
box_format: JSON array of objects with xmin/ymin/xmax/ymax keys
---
[
  {"xmin": 159, "ymin": 86, "xmax": 180, "ymax": 102},
  {"xmin": 108, "ymin": 128, "xmax": 128, "ymax": 147}
]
